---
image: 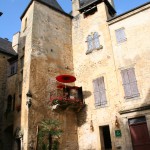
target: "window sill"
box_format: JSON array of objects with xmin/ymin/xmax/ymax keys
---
[
  {"xmin": 117, "ymin": 38, "xmax": 127, "ymax": 44},
  {"xmin": 86, "ymin": 45, "xmax": 103, "ymax": 55},
  {"xmin": 95, "ymin": 104, "xmax": 109, "ymax": 109},
  {"xmin": 8, "ymin": 73, "xmax": 17, "ymax": 77},
  {"xmin": 124, "ymin": 94, "xmax": 140, "ymax": 101}
]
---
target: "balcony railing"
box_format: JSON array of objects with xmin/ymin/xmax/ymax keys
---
[{"xmin": 49, "ymin": 86, "xmax": 84, "ymax": 112}]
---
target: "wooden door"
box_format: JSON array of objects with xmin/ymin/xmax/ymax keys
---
[{"xmin": 129, "ymin": 122, "xmax": 150, "ymax": 150}]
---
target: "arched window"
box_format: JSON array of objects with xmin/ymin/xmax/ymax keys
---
[
  {"xmin": 93, "ymin": 32, "xmax": 100, "ymax": 49},
  {"xmin": 7, "ymin": 95, "xmax": 12, "ymax": 112},
  {"xmin": 87, "ymin": 35, "xmax": 93, "ymax": 52}
]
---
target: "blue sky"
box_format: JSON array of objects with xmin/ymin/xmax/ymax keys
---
[{"xmin": 0, "ymin": 0, "xmax": 150, "ymax": 41}]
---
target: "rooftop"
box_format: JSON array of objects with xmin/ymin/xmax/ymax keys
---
[{"xmin": 0, "ymin": 38, "xmax": 17, "ymax": 56}]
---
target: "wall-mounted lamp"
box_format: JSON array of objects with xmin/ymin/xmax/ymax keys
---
[
  {"xmin": 115, "ymin": 116, "xmax": 120, "ymax": 128},
  {"xmin": 0, "ymin": 12, "xmax": 3, "ymax": 16},
  {"xmin": 26, "ymin": 90, "xmax": 32, "ymax": 108},
  {"xmin": 90, "ymin": 120, "xmax": 94, "ymax": 132}
]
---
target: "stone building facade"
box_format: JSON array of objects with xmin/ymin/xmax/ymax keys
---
[{"xmin": 0, "ymin": 0, "xmax": 150, "ymax": 150}]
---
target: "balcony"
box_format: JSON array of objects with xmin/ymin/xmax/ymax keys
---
[{"xmin": 50, "ymin": 86, "xmax": 84, "ymax": 112}]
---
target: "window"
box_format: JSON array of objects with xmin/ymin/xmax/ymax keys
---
[
  {"xmin": 86, "ymin": 32, "xmax": 101, "ymax": 54},
  {"xmin": 19, "ymin": 81, "xmax": 22, "ymax": 95},
  {"xmin": 20, "ymin": 56, "xmax": 24, "ymax": 69},
  {"xmin": 23, "ymin": 18, "xmax": 27, "ymax": 31},
  {"xmin": 121, "ymin": 68, "xmax": 140, "ymax": 99},
  {"xmin": 6, "ymin": 95, "xmax": 12, "ymax": 112},
  {"xmin": 9, "ymin": 62, "xmax": 17, "ymax": 76},
  {"xmin": 93, "ymin": 77, "xmax": 107, "ymax": 106},
  {"xmin": 115, "ymin": 28, "xmax": 126, "ymax": 43}
]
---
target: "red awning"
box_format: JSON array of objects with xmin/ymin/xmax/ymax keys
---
[{"xmin": 56, "ymin": 75, "xmax": 76, "ymax": 83}]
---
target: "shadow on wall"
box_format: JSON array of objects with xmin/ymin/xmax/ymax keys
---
[{"xmin": 77, "ymin": 90, "xmax": 92, "ymax": 127}]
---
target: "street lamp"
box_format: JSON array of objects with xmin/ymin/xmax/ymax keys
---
[
  {"xmin": 26, "ymin": 90, "xmax": 32, "ymax": 108},
  {"xmin": 0, "ymin": 12, "xmax": 3, "ymax": 16}
]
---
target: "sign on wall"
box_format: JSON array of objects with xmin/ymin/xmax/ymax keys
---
[{"xmin": 115, "ymin": 130, "xmax": 122, "ymax": 137}]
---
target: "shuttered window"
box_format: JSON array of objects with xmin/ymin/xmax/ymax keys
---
[
  {"xmin": 93, "ymin": 77, "xmax": 107, "ymax": 106},
  {"xmin": 86, "ymin": 32, "xmax": 101, "ymax": 54},
  {"xmin": 115, "ymin": 28, "xmax": 126, "ymax": 43},
  {"xmin": 121, "ymin": 68, "xmax": 140, "ymax": 99}
]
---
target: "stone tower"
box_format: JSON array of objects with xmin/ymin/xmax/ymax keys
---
[
  {"xmin": 13, "ymin": 0, "xmax": 78, "ymax": 149},
  {"xmin": 72, "ymin": 0, "xmax": 116, "ymax": 149}
]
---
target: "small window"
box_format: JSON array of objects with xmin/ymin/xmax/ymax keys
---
[
  {"xmin": 24, "ymin": 18, "xmax": 27, "ymax": 31},
  {"xmin": 9, "ymin": 62, "xmax": 17, "ymax": 76},
  {"xmin": 115, "ymin": 28, "xmax": 126, "ymax": 43},
  {"xmin": 93, "ymin": 77, "xmax": 107, "ymax": 107},
  {"xmin": 7, "ymin": 95, "xmax": 12, "ymax": 112},
  {"xmin": 86, "ymin": 32, "xmax": 101, "ymax": 54},
  {"xmin": 121, "ymin": 68, "xmax": 140, "ymax": 99},
  {"xmin": 20, "ymin": 56, "xmax": 24, "ymax": 69},
  {"xmin": 19, "ymin": 81, "xmax": 22, "ymax": 95}
]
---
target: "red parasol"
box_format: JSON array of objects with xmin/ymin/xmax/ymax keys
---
[{"xmin": 56, "ymin": 75, "xmax": 76, "ymax": 83}]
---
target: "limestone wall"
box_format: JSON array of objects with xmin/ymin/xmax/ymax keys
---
[
  {"xmin": 13, "ymin": 2, "xmax": 34, "ymax": 150},
  {"xmin": 108, "ymin": 4, "xmax": 150, "ymax": 150},
  {"xmin": 72, "ymin": 2, "xmax": 119, "ymax": 150}
]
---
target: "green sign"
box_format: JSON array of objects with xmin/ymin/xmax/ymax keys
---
[{"xmin": 115, "ymin": 130, "xmax": 122, "ymax": 137}]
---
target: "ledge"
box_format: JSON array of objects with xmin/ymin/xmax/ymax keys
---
[{"xmin": 119, "ymin": 105, "xmax": 150, "ymax": 115}]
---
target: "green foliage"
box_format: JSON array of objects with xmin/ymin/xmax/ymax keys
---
[{"xmin": 38, "ymin": 119, "xmax": 63, "ymax": 150}]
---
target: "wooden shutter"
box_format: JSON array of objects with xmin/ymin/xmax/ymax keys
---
[
  {"xmin": 93, "ymin": 77, "xmax": 107, "ymax": 106},
  {"xmin": 93, "ymin": 78, "xmax": 101, "ymax": 106},
  {"xmin": 98, "ymin": 77, "xmax": 107, "ymax": 105},
  {"xmin": 121, "ymin": 68, "xmax": 139, "ymax": 98},
  {"xmin": 128, "ymin": 68, "xmax": 139, "ymax": 97},
  {"xmin": 115, "ymin": 28, "xmax": 126, "ymax": 43},
  {"xmin": 78, "ymin": 87, "xmax": 83, "ymax": 103},
  {"xmin": 121, "ymin": 69, "xmax": 132, "ymax": 98},
  {"xmin": 87, "ymin": 35, "xmax": 93, "ymax": 52},
  {"xmin": 93, "ymin": 32, "xmax": 100, "ymax": 49}
]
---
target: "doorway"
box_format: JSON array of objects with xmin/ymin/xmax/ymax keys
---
[
  {"xmin": 129, "ymin": 116, "xmax": 150, "ymax": 150},
  {"xmin": 99, "ymin": 125, "xmax": 112, "ymax": 150}
]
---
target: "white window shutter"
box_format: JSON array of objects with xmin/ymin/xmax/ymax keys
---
[
  {"xmin": 128, "ymin": 68, "xmax": 139, "ymax": 97},
  {"xmin": 87, "ymin": 35, "xmax": 93, "ymax": 52},
  {"xmin": 93, "ymin": 32, "xmax": 100, "ymax": 49},
  {"xmin": 121, "ymin": 69, "xmax": 132, "ymax": 98},
  {"xmin": 93, "ymin": 78, "xmax": 101, "ymax": 106},
  {"xmin": 98, "ymin": 77, "xmax": 107, "ymax": 105}
]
